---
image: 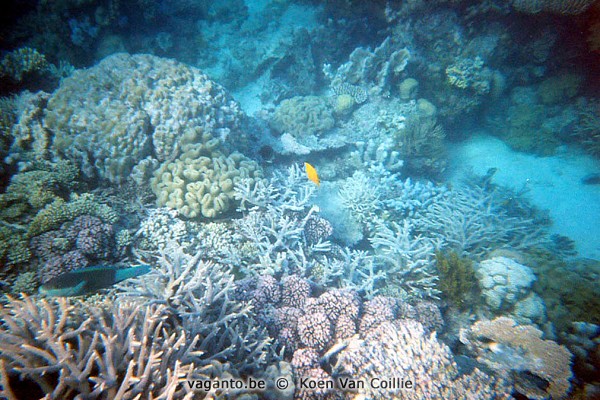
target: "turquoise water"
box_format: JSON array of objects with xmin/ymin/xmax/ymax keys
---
[{"xmin": 0, "ymin": 1, "xmax": 599, "ymax": 399}]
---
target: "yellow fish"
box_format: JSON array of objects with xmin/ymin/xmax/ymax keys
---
[{"xmin": 304, "ymin": 162, "xmax": 320, "ymax": 186}]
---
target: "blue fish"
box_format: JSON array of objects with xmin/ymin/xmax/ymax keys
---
[{"xmin": 39, "ymin": 265, "xmax": 151, "ymax": 297}]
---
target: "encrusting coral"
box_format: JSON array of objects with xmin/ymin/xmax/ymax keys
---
[{"xmin": 461, "ymin": 316, "xmax": 573, "ymax": 399}]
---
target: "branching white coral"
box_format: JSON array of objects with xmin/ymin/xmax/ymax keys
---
[
  {"xmin": 370, "ymin": 219, "xmax": 441, "ymax": 300},
  {"xmin": 0, "ymin": 295, "xmax": 200, "ymax": 400},
  {"xmin": 119, "ymin": 244, "xmax": 275, "ymax": 373}
]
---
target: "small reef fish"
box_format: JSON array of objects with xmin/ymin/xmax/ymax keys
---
[
  {"xmin": 39, "ymin": 265, "xmax": 151, "ymax": 297},
  {"xmin": 304, "ymin": 162, "xmax": 320, "ymax": 186}
]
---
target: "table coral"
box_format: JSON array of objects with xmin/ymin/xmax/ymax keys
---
[
  {"xmin": 151, "ymin": 147, "xmax": 262, "ymax": 219},
  {"xmin": 38, "ymin": 53, "xmax": 244, "ymax": 184}
]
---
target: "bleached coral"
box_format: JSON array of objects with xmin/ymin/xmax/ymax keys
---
[
  {"xmin": 0, "ymin": 295, "xmax": 200, "ymax": 399},
  {"xmin": 120, "ymin": 244, "xmax": 275, "ymax": 373},
  {"xmin": 370, "ymin": 219, "xmax": 441, "ymax": 300},
  {"xmin": 337, "ymin": 170, "xmax": 381, "ymax": 228},
  {"xmin": 415, "ymin": 183, "xmax": 544, "ymax": 258},
  {"xmin": 233, "ymin": 164, "xmax": 331, "ymax": 276}
]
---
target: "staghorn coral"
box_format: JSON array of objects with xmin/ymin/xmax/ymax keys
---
[
  {"xmin": 329, "ymin": 319, "xmax": 512, "ymax": 399},
  {"xmin": 512, "ymin": 0, "xmax": 596, "ymax": 14},
  {"xmin": 270, "ymin": 95, "xmax": 335, "ymax": 138},
  {"xmin": 0, "ymin": 295, "xmax": 201, "ymax": 400},
  {"xmin": 415, "ymin": 183, "xmax": 545, "ymax": 259},
  {"xmin": 233, "ymin": 164, "xmax": 331, "ymax": 277},
  {"xmin": 461, "ymin": 316, "xmax": 573, "ymax": 399},
  {"xmin": 33, "ymin": 53, "xmax": 244, "ymax": 184},
  {"xmin": 370, "ymin": 219, "xmax": 441, "ymax": 300},
  {"xmin": 118, "ymin": 242, "xmax": 275, "ymax": 373}
]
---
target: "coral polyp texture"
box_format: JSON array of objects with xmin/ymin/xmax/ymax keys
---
[
  {"xmin": 270, "ymin": 95, "xmax": 335, "ymax": 138},
  {"xmin": 33, "ymin": 53, "xmax": 244, "ymax": 184}
]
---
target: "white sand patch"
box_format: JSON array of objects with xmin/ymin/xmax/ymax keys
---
[{"xmin": 447, "ymin": 134, "xmax": 600, "ymax": 260}]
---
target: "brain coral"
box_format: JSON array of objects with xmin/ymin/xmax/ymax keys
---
[
  {"xmin": 270, "ymin": 95, "xmax": 334, "ymax": 138},
  {"xmin": 151, "ymin": 145, "xmax": 262, "ymax": 219},
  {"xmin": 42, "ymin": 53, "xmax": 244, "ymax": 184}
]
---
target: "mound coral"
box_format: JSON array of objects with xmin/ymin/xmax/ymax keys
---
[
  {"xmin": 20, "ymin": 53, "xmax": 245, "ymax": 184},
  {"xmin": 270, "ymin": 95, "xmax": 335, "ymax": 138},
  {"xmin": 329, "ymin": 320, "xmax": 512, "ymax": 399},
  {"xmin": 151, "ymin": 146, "xmax": 262, "ymax": 219}
]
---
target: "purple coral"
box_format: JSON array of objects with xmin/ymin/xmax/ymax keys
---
[
  {"xmin": 359, "ymin": 296, "xmax": 399, "ymax": 333},
  {"xmin": 304, "ymin": 215, "xmax": 333, "ymax": 244},
  {"xmin": 30, "ymin": 214, "xmax": 116, "ymax": 284},
  {"xmin": 280, "ymin": 275, "xmax": 311, "ymax": 308},
  {"xmin": 297, "ymin": 312, "xmax": 332, "ymax": 351},
  {"xmin": 66, "ymin": 215, "xmax": 114, "ymax": 259},
  {"xmin": 254, "ymin": 275, "xmax": 281, "ymax": 305},
  {"xmin": 39, "ymin": 250, "xmax": 89, "ymax": 283}
]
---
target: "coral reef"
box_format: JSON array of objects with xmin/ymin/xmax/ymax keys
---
[
  {"xmin": 416, "ymin": 183, "xmax": 544, "ymax": 259},
  {"xmin": 270, "ymin": 95, "xmax": 335, "ymax": 138},
  {"xmin": 512, "ymin": 0, "xmax": 596, "ymax": 14},
  {"xmin": 370, "ymin": 219, "xmax": 440, "ymax": 300},
  {"xmin": 119, "ymin": 242, "xmax": 275, "ymax": 373},
  {"xmin": 0, "ymin": 47, "xmax": 48, "ymax": 82},
  {"xmin": 30, "ymin": 215, "xmax": 116, "ymax": 283},
  {"xmin": 435, "ymin": 251, "xmax": 478, "ymax": 310},
  {"xmin": 27, "ymin": 193, "xmax": 117, "ymax": 238},
  {"xmin": 333, "ymin": 36, "xmax": 410, "ymax": 95},
  {"xmin": 329, "ymin": 319, "xmax": 512, "ymax": 399},
  {"xmin": 14, "ymin": 53, "xmax": 245, "ymax": 184},
  {"xmin": 151, "ymin": 145, "xmax": 263, "ymax": 219},
  {"xmin": 0, "ymin": 295, "xmax": 201, "ymax": 399},
  {"xmin": 475, "ymin": 256, "xmax": 546, "ymax": 324},
  {"xmin": 461, "ymin": 316, "xmax": 573, "ymax": 399},
  {"xmin": 445, "ymin": 56, "xmax": 492, "ymax": 95}
]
